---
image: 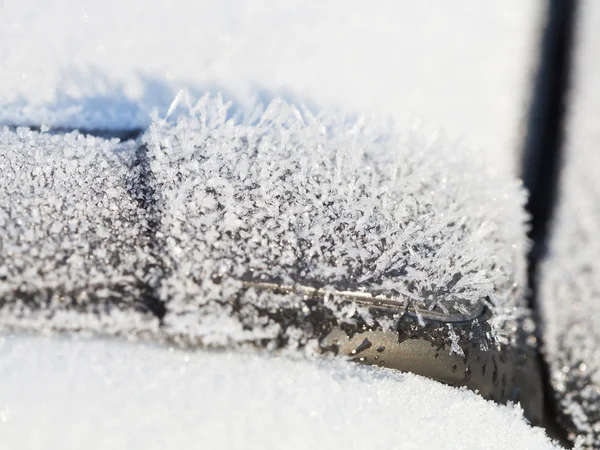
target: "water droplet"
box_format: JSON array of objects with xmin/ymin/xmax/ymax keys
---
[
  {"xmin": 465, "ymin": 365, "xmax": 472, "ymax": 382},
  {"xmin": 350, "ymin": 337, "xmax": 372, "ymax": 355}
]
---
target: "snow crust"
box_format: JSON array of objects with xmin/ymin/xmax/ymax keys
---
[
  {"xmin": 0, "ymin": 334, "xmax": 560, "ymax": 450},
  {"xmin": 0, "ymin": 0, "xmax": 543, "ymax": 173},
  {"xmin": 539, "ymin": 2, "xmax": 600, "ymax": 446}
]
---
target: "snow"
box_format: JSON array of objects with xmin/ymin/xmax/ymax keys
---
[
  {"xmin": 0, "ymin": 0, "xmax": 543, "ymax": 173},
  {"xmin": 0, "ymin": 334, "xmax": 560, "ymax": 450},
  {"xmin": 538, "ymin": 1, "xmax": 600, "ymax": 447}
]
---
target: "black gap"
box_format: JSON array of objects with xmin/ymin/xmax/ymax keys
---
[
  {"xmin": 3, "ymin": 124, "xmax": 143, "ymax": 141},
  {"xmin": 130, "ymin": 144, "xmax": 167, "ymax": 322},
  {"xmin": 521, "ymin": 0, "xmax": 578, "ymax": 443}
]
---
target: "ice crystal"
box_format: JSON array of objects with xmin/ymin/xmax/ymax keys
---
[{"xmin": 1, "ymin": 96, "xmax": 529, "ymax": 351}]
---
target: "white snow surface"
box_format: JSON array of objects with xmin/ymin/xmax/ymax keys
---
[
  {"xmin": 539, "ymin": 1, "xmax": 600, "ymax": 447},
  {"xmin": 0, "ymin": 0, "xmax": 542, "ymax": 173},
  {"xmin": 0, "ymin": 334, "xmax": 559, "ymax": 450}
]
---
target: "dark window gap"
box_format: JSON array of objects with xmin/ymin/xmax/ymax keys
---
[
  {"xmin": 130, "ymin": 144, "xmax": 167, "ymax": 322},
  {"xmin": 521, "ymin": 0, "xmax": 579, "ymax": 443},
  {"xmin": 2, "ymin": 124, "xmax": 143, "ymax": 141}
]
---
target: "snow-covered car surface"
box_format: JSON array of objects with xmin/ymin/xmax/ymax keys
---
[
  {"xmin": 0, "ymin": 1, "xmax": 561, "ymax": 449},
  {"xmin": 0, "ymin": 0, "xmax": 542, "ymax": 172},
  {"xmin": 0, "ymin": 334, "xmax": 558, "ymax": 450}
]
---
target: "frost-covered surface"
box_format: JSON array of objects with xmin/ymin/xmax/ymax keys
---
[
  {"xmin": 0, "ymin": 99, "xmax": 529, "ymax": 349},
  {"xmin": 0, "ymin": 2, "xmax": 547, "ymax": 445},
  {"xmin": 0, "ymin": 0, "xmax": 542, "ymax": 173},
  {"xmin": 147, "ymin": 96, "xmax": 529, "ymax": 346},
  {"xmin": 0, "ymin": 334, "xmax": 560, "ymax": 450},
  {"xmin": 539, "ymin": 1, "xmax": 600, "ymax": 446},
  {"xmin": 0, "ymin": 128, "xmax": 161, "ymax": 335}
]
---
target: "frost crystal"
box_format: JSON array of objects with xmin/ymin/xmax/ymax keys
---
[
  {"xmin": 146, "ymin": 95, "xmax": 528, "ymax": 347},
  {"xmin": 1, "ymin": 96, "xmax": 529, "ymax": 352},
  {"xmin": 0, "ymin": 127, "xmax": 161, "ymax": 335}
]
